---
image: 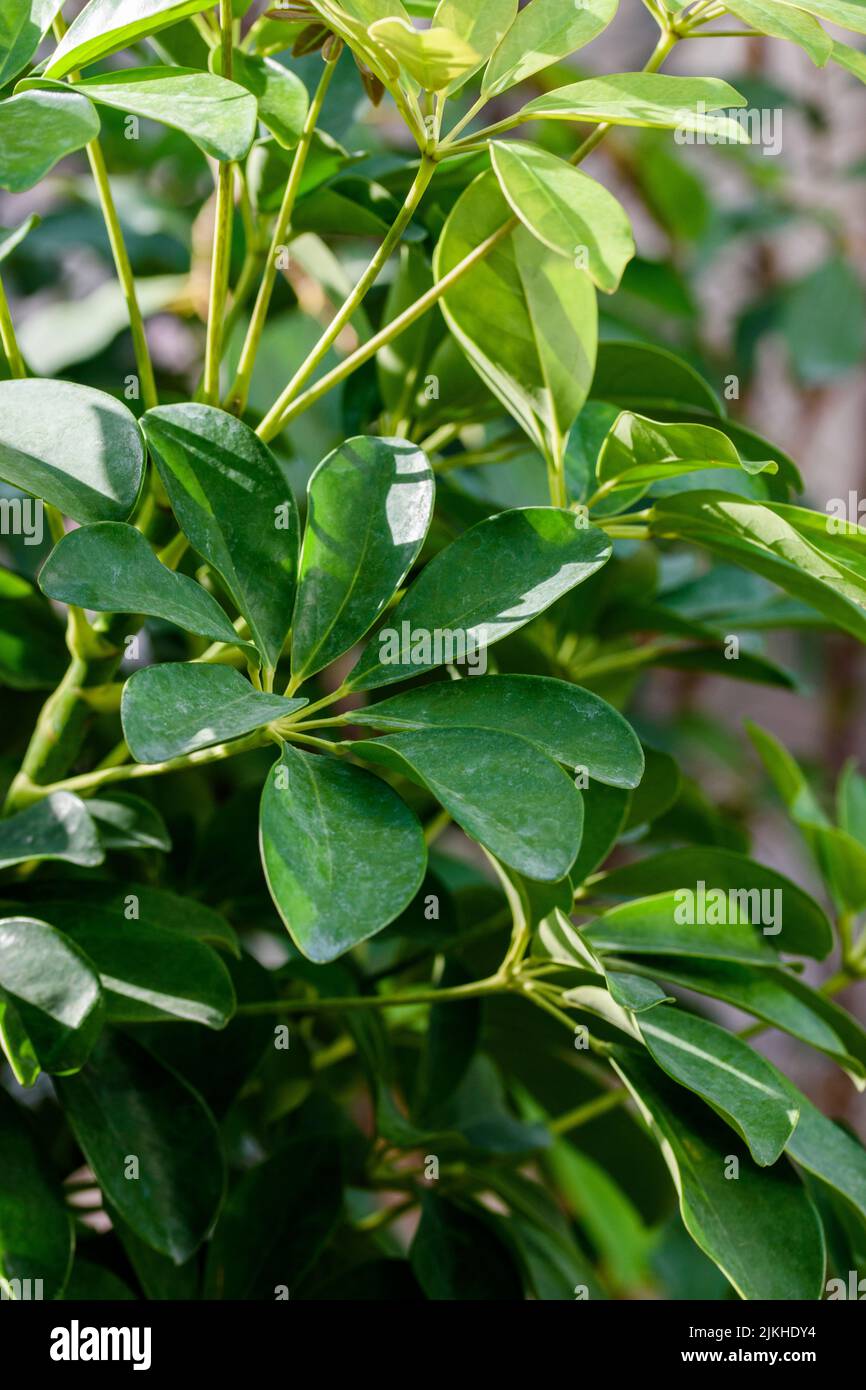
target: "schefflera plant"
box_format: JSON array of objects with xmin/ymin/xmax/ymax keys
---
[{"xmin": 2, "ymin": 0, "xmax": 866, "ymax": 1304}]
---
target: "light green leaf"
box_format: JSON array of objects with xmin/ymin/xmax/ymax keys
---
[
  {"xmin": 0, "ymin": 379, "xmax": 144, "ymax": 525},
  {"xmin": 56, "ymin": 1031, "xmax": 225, "ymax": 1262},
  {"xmin": 481, "ymin": 0, "xmax": 617, "ymax": 98},
  {"xmin": 0, "ymin": 792, "xmax": 103, "ymax": 872},
  {"xmin": 122, "ymin": 663, "xmax": 305, "ymax": 764},
  {"xmin": 0, "ymin": 214, "xmax": 40, "ymax": 266},
  {"xmin": 212, "ymin": 47, "xmax": 308, "ymax": 148},
  {"xmin": 613, "ymin": 1050, "xmax": 825, "ymax": 1300},
  {"xmin": 838, "ymin": 759, "xmax": 866, "ymax": 846},
  {"xmin": 369, "ymin": 16, "xmax": 480, "ymax": 89},
  {"xmin": 0, "ymin": 1, "xmax": 63, "ymax": 87},
  {"xmin": 260, "ymin": 742, "xmax": 427, "ymax": 962},
  {"xmin": 726, "ymin": 0, "xmax": 832, "ymax": 63},
  {"xmin": 595, "ymin": 413, "xmax": 777, "ymax": 497},
  {"xmin": 520, "ymin": 73, "xmax": 749, "ymax": 143},
  {"xmin": 543, "ymin": 1138, "xmax": 653, "ymax": 1288},
  {"xmin": 831, "ymin": 37, "xmax": 866, "ymax": 81},
  {"xmin": 25, "ymin": 67, "xmax": 257, "ymax": 162},
  {"xmin": 142, "ymin": 404, "xmax": 299, "ymax": 670},
  {"xmin": 39, "ymin": 523, "xmax": 256, "ymax": 653},
  {"xmin": 0, "ymin": 1088, "xmax": 73, "ymax": 1300},
  {"xmin": 348, "ymin": 507, "xmax": 611, "ymax": 691},
  {"xmin": 0, "ymin": 917, "xmax": 104, "ymax": 1085},
  {"xmin": 637, "ymin": 1004, "xmax": 799, "ymax": 1166},
  {"xmin": 353, "ymin": 727, "xmax": 583, "ymax": 881},
  {"xmin": 650, "ymin": 491, "xmax": 866, "ymax": 644},
  {"xmin": 45, "ymin": 0, "xmax": 218, "ymax": 78},
  {"xmin": 432, "ymin": 0, "xmax": 516, "ymax": 93},
  {"xmin": 769, "ymin": 0, "xmax": 866, "ymax": 36},
  {"xmin": 0, "ymin": 91, "xmax": 99, "ymax": 193},
  {"xmin": 591, "ymin": 847, "xmax": 834, "ymax": 958},
  {"xmin": 351, "ymin": 674, "xmax": 643, "ymax": 788},
  {"xmin": 434, "ymin": 172, "xmax": 597, "ymax": 461},
  {"xmin": 291, "ymin": 436, "xmax": 434, "ymax": 683},
  {"xmin": 490, "ymin": 141, "xmax": 634, "ymax": 293},
  {"xmin": 585, "ymin": 891, "xmax": 782, "ymax": 967}
]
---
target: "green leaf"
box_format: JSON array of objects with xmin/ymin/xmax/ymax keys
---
[
  {"xmin": 39, "ymin": 523, "xmax": 256, "ymax": 653},
  {"xmin": 25, "ymin": 68, "xmax": 257, "ymax": 163},
  {"xmin": 838, "ymin": 759, "xmax": 866, "ymax": 846},
  {"xmin": 0, "ymin": 1088, "xmax": 72, "ymax": 1300},
  {"xmin": 783, "ymin": 1086, "xmax": 866, "ymax": 1230},
  {"xmin": 351, "ymin": 674, "xmax": 643, "ymax": 788},
  {"xmin": 636, "ymin": 1005, "xmax": 798, "ymax": 1166},
  {"xmin": 0, "ymin": 214, "xmax": 41, "ymax": 266},
  {"xmin": 636, "ymin": 957, "xmax": 866, "ymax": 1089},
  {"xmin": 490, "ymin": 141, "xmax": 634, "ymax": 294},
  {"xmin": 612, "ymin": 1050, "xmax": 825, "ymax": 1300},
  {"xmin": 45, "ymin": 0, "xmax": 218, "ymax": 78},
  {"xmin": 770, "ymin": 0, "xmax": 866, "ymax": 36},
  {"xmin": 122, "ymin": 663, "xmax": 305, "ymax": 763},
  {"xmin": 570, "ymin": 779, "xmax": 630, "ymax": 883},
  {"xmin": 831, "ymin": 36, "xmax": 866, "ymax": 81},
  {"xmin": 0, "ymin": 1, "xmax": 63, "ymax": 87},
  {"xmin": 348, "ymin": 507, "xmax": 611, "ymax": 691},
  {"xmin": 606, "ymin": 972, "xmax": 672, "ymax": 1012},
  {"xmin": 650, "ymin": 491, "xmax": 866, "ymax": 644},
  {"xmin": 212, "ymin": 47, "xmax": 308, "ymax": 149},
  {"xmin": 481, "ymin": 0, "xmax": 617, "ymax": 98},
  {"xmin": 591, "ymin": 847, "xmax": 834, "ymax": 958},
  {"xmin": 86, "ymin": 792, "xmax": 172, "ymax": 852},
  {"xmin": 434, "ymin": 172, "xmax": 597, "ymax": 461},
  {"xmin": 0, "ymin": 792, "xmax": 103, "ymax": 872},
  {"xmin": 203, "ymin": 1135, "xmax": 343, "ymax": 1298},
  {"xmin": 595, "ymin": 413, "xmax": 777, "ymax": 497},
  {"xmin": 726, "ymin": 0, "xmax": 832, "ymax": 63},
  {"xmin": 0, "ymin": 568, "xmax": 67, "ymax": 691},
  {"xmin": 591, "ymin": 339, "xmax": 722, "ymax": 417},
  {"xmin": 0, "ymin": 380, "xmax": 144, "ymax": 525},
  {"xmin": 410, "ymin": 1194, "xmax": 524, "ymax": 1298},
  {"xmin": 376, "ymin": 247, "xmax": 436, "ymax": 422},
  {"xmin": 291, "ymin": 436, "xmax": 434, "ymax": 683},
  {"xmin": 585, "ymin": 892, "xmax": 783, "ymax": 967},
  {"xmin": 353, "ymin": 727, "xmax": 583, "ymax": 881},
  {"xmin": 369, "ymin": 17, "xmax": 480, "ymax": 89},
  {"xmin": 520, "ymin": 73, "xmax": 749, "ymax": 143},
  {"xmin": 0, "ymin": 917, "xmax": 104, "ymax": 1085},
  {"xmin": 432, "ymin": 0, "xmax": 516, "ymax": 94},
  {"xmin": 0, "ymin": 90, "xmax": 100, "ymax": 193},
  {"xmin": 142, "ymin": 404, "xmax": 300, "ymax": 669},
  {"xmin": 56, "ymin": 1031, "xmax": 225, "ymax": 1262},
  {"xmin": 543, "ymin": 1138, "xmax": 653, "ymax": 1288},
  {"xmin": 260, "ymin": 742, "xmax": 427, "ymax": 962}
]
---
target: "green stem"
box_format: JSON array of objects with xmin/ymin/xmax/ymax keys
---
[
  {"xmin": 0, "ymin": 272, "xmax": 26, "ymax": 377},
  {"xmin": 548, "ymin": 1087, "xmax": 629, "ymax": 1136},
  {"xmin": 226, "ymin": 49, "xmax": 340, "ymax": 415},
  {"xmin": 235, "ymin": 973, "xmax": 510, "ymax": 1015},
  {"xmin": 203, "ymin": 1, "xmax": 235, "ymax": 406},
  {"xmin": 257, "ymin": 153, "xmax": 437, "ymax": 440}
]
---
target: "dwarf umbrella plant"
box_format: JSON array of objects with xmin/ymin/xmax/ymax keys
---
[{"xmin": 1, "ymin": 0, "xmax": 866, "ymax": 1302}]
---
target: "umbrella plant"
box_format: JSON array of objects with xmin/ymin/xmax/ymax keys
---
[{"xmin": 1, "ymin": 0, "xmax": 866, "ymax": 1302}]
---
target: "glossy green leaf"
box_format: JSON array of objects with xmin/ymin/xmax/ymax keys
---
[
  {"xmin": 650, "ymin": 491, "xmax": 866, "ymax": 643},
  {"xmin": 613, "ymin": 1051, "xmax": 825, "ymax": 1300},
  {"xmin": 726, "ymin": 0, "xmax": 832, "ymax": 63},
  {"xmin": 204, "ymin": 1135, "xmax": 343, "ymax": 1298},
  {"xmin": 291, "ymin": 436, "xmax": 434, "ymax": 683},
  {"xmin": 783, "ymin": 1086, "xmax": 866, "ymax": 1229},
  {"xmin": 122, "ymin": 663, "xmax": 305, "ymax": 763},
  {"xmin": 8, "ymin": 882, "xmax": 240, "ymax": 958},
  {"xmin": 0, "ymin": 1088, "xmax": 72, "ymax": 1300},
  {"xmin": 0, "ymin": 792, "xmax": 103, "ymax": 872},
  {"xmin": 434, "ymin": 172, "xmax": 597, "ymax": 461},
  {"xmin": 481, "ymin": 0, "xmax": 617, "ymax": 98},
  {"xmin": 86, "ymin": 793, "xmax": 171, "ymax": 852},
  {"xmin": 606, "ymin": 972, "xmax": 672, "ymax": 1012},
  {"xmin": 142, "ymin": 404, "xmax": 299, "ymax": 669},
  {"xmin": 520, "ymin": 73, "xmax": 749, "ymax": 143},
  {"xmin": 490, "ymin": 141, "xmax": 634, "ymax": 293},
  {"xmin": 353, "ymin": 727, "xmax": 583, "ymax": 881},
  {"xmin": 0, "ymin": 91, "xmax": 99, "ymax": 193},
  {"xmin": 351, "ymin": 674, "xmax": 643, "ymax": 788},
  {"xmin": 591, "ymin": 847, "xmax": 834, "ymax": 958},
  {"xmin": 348, "ymin": 507, "xmax": 611, "ymax": 691},
  {"xmin": 585, "ymin": 892, "xmax": 783, "ymax": 967},
  {"xmin": 369, "ymin": 17, "xmax": 480, "ymax": 89},
  {"xmin": 0, "ymin": 1, "xmax": 63, "ymax": 87},
  {"xmin": 26, "ymin": 68, "xmax": 258, "ymax": 162},
  {"xmin": 212, "ymin": 47, "xmax": 308, "ymax": 148},
  {"xmin": 56, "ymin": 1031, "xmax": 225, "ymax": 1262},
  {"xmin": 410, "ymin": 1194, "xmax": 524, "ymax": 1298},
  {"xmin": 260, "ymin": 742, "xmax": 427, "ymax": 962},
  {"xmin": 432, "ymin": 0, "xmax": 516, "ymax": 93},
  {"xmin": 0, "ymin": 380, "xmax": 144, "ymax": 525},
  {"xmin": 46, "ymin": 0, "xmax": 218, "ymax": 77},
  {"xmin": 636, "ymin": 1004, "xmax": 798, "ymax": 1166},
  {"xmin": 0, "ymin": 917, "xmax": 104, "ymax": 1085},
  {"xmin": 595, "ymin": 413, "xmax": 777, "ymax": 494},
  {"xmin": 39, "ymin": 523, "xmax": 256, "ymax": 653}
]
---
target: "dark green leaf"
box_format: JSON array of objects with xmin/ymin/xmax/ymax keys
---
[
  {"xmin": 0, "ymin": 917, "xmax": 104, "ymax": 1084},
  {"xmin": 87, "ymin": 793, "xmax": 172, "ymax": 851},
  {"xmin": 0, "ymin": 792, "xmax": 103, "ymax": 872},
  {"xmin": 0, "ymin": 1087, "xmax": 72, "ymax": 1300},
  {"xmin": 410, "ymin": 1193, "xmax": 523, "ymax": 1298}
]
